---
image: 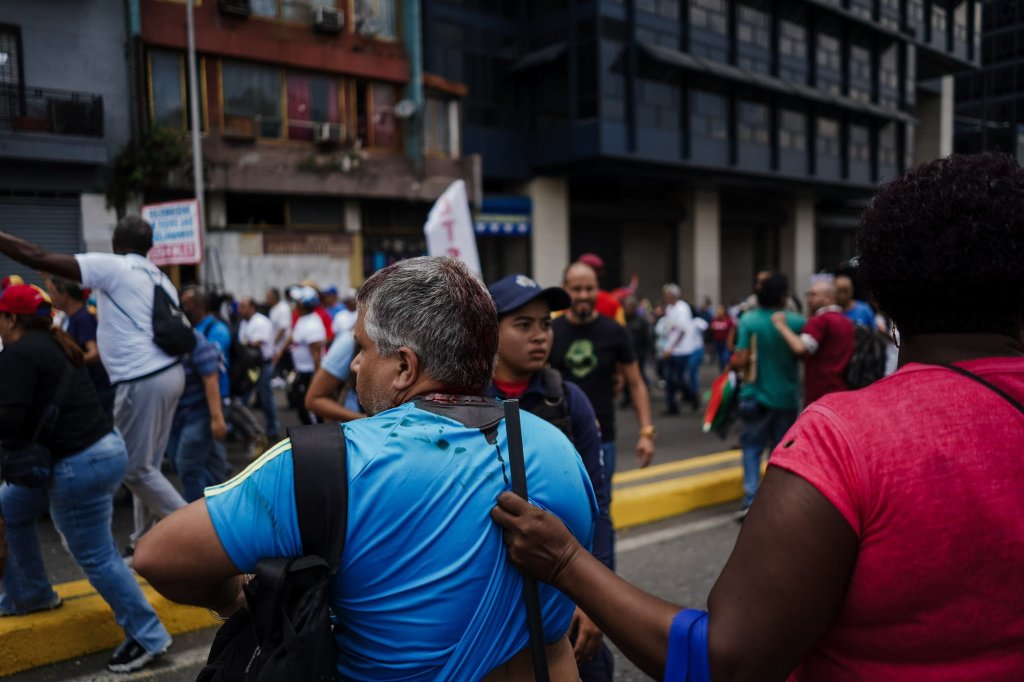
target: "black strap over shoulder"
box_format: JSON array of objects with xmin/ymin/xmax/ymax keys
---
[
  {"xmin": 940, "ymin": 364, "xmax": 1024, "ymax": 416},
  {"xmin": 287, "ymin": 423, "xmax": 348, "ymax": 573}
]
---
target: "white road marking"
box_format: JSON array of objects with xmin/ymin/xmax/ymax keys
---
[{"xmin": 617, "ymin": 513, "xmax": 737, "ymax": 554}]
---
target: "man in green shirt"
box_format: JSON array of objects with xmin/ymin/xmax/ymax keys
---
[{"xmin": 730, "ymin": 271, "xmax": 805, "ymax": 516}]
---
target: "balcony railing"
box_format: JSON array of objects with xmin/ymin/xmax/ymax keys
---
[{"xmin": 0, "ymin": 84, "xmax": 104, "ymax": 138}]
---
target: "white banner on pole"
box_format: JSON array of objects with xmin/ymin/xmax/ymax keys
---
[
  {"xmin": 142, "ymin": 199, "xmax": 203, "ymax": 266},
  {"xmin": 424, "ymin": 180, "xmax": 481, "ymax": 276}
]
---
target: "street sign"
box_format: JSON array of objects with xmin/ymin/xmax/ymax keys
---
[{"xmin": 142, "ymin": 199, "xmax": 203, "ymax": 266}]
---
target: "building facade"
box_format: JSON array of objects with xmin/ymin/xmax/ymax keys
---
[
  {"xmin": 425, "ymin": 0, "xmax": 978, "ymax": 305},
  {"xmin": 137, "ymin": 0, "xmax": 479, "ymax": 294},
  {"xmin": 0, "ymin": 1, "xmax": 131, "ymax": 284},
  {"xmin": 954, "ymin": 0, "xmax": 1024, "ymax": 161}
]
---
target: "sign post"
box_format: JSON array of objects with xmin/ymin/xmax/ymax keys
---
[{"xmin": 142, "ymin": 199, "xmax": 204, "ymax": 266}]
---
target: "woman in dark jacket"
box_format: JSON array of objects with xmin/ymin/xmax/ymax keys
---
[{"xmin": 0, "ymin": 284, "xmax": 171, "ymax": 674}]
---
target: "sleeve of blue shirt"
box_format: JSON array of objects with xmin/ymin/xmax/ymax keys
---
[
  {"xmin": 563, "ymin": 380, "xmax": 613, "ymax": 570},
  {"xmin": 321, "ymin": 333, "xmax": 355, "ymax": 381},
  {"xmin": 204, "ymin": 441, "xmax": 303, "ymax": 572},
  {"xmin": 192, "ymin": 333, "xmax": 220, "ymax": 377}
]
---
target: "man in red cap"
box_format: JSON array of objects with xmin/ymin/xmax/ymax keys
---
[{"xmin": 576, "ymin": 253, "xmax": 626, "ymax": 325}]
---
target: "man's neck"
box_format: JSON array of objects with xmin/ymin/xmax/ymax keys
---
[
  {"xmin": 898, "ymin": 332, "xmax": 1024, "ymax": 368},
  {"xmin": 566, "ymin": 311, "xmax": 598, "ymax": 325}
]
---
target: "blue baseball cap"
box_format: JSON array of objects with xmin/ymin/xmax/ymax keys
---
[{"xmin": 488, "ymin": 274, "xmax": 571, "ymax": 316}]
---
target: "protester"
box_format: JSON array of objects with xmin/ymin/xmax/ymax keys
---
[
  {"xmin": 835, "ymin": 273, "xmax": 876, "ymax": 328},
  {"xmin": 730, "ymin": 271, "xmax": 804, "ymax": 516},
  {"xmin": 135, "ymin": 256, "xmax": 597, "ymax": 680},
  {"xmin": 166, "ymin": 330, "xmax": 228, "ymax": 503},
  {"xmin": 266, "ymin": 287, "xmax": 291, "ymax": 362},
  {"xmin": 772, "ymin": 277, "xmax": 855, "ymax": 405},
  {"xmin": 321, "ymin": 285, "xmax": 342, "ymax": 317},
  {"xmin": 622, "ymin": 294, "xmax": 652, "ymax": 395},
  {"xmin": 331, "ymin": 286, "xmax": 359, "ymax": 337},
  {"xmin": 304, "ymin": 325, "xmax": 364, "ymax": 423},
  {"xmin": 709, "ymin": 304, "xmax": 735, "ymax": 371},
  {"xmin": 660, "ymin": 284, "xmax": 698, "ymax": 414},
  {"xmin": 0, "ymin": 217, "xmax": 186, "ymax": 548},
  {"xmin": 552, "ymin": 261, "xmax": 656, "ymax": 477},
  {"xmin": 46, "ymin": 277, "xmax": 114, "ymax": 417},
  {"xmin": 276, "ymin": 287, "xmax": 326, "ymax": 425},
  {"xmin": 0, "ymin": 284, "xmax": 172, "ymax": 673},
  {"xmin": 741, "ymin": 270, "xmax": 802, "ymax": 314},
  {"xmin": 237, "ymin": 297, "xmax": 279, "ymax": 441},
  {"xmin": 493, "ymin": 153, "xmax": 1024, "ymax": 681},
  {"xmin": 486, "ymin": 273, "xmax": 614, "ymax": 680},
  {"xmin": 576, "ymin": 253, "xmax": 626, "ymax": 324}
]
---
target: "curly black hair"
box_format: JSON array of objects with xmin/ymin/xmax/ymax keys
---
[{"xmin": 857, "ymin": 153, "xmax": 1024, "ymax": 338}]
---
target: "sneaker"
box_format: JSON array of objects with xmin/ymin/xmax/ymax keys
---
[
  {"xmin": 107, "ymin": 637, "xmax": 171, "ymax": 674},
  {"xmin": 0, "ymin": 593, "xmax": 62, "ymax": 616}
]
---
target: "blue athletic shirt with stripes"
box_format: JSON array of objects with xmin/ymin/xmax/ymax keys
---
[{"xmin": 205, "ymin": 399, "xmax": 597, "ymax": 681}]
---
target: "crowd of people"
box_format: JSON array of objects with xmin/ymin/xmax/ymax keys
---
[{"xmin": 0, "ymin": 152, "xmax": 1020, "ymax": 680}]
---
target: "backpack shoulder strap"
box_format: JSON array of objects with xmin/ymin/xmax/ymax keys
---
[
  {"xmin": 287, "ymin": 423, "xmax": 348, "ymax": 573},
  {"xmin": 540, "ymin": 367, "xmax": 564, "ymax": 403}
]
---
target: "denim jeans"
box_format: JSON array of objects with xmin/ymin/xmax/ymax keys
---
[
  {"xmin": 167, "ymin": 409, "xmax": 228, "ymax": 503},
  {"xmin": 601, "ymin": 440, "xmax": 617, "ymax": 571},
  {"xmin": 253, "ymin": 361, "xmax": 279, "ymax": 438},
  {"xmin": 0, "ymin": 431, "xmax": 171, "ymax": 654},
  {"xmin": 685, "ymin": 347, "xmax": 705, "ymax": 402},
  {"xmin": 664, "ymin": 355, "xmax": 694, "ymax": 412},
  {"xmin": 738, "ymin": 398, "xmax": 797, "ymax": 507},
  {"xmin": 712, "ymin": 340, "xmax": 731, "ymax": 371}
]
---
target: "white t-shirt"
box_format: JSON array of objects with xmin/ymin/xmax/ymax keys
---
[
  {"xmin": 238, "ymin": 312, "xmax": 275, "ymax": 362},
  {"xmin": 290, "ymin": 312, "xmax": 327, "ymax": 373},
  {"xmin": 664, "ymin": 300, "xmax": 693, "ymax": 357},
  {"xmin": 269, "ymin": 300, "xmax": 292, "ymax": 353},
  {"xmin": 332, "ymin": 307, "xmax": 358, "ymax": 337},
  {"xmin": 75, "ymin": 252, "xmax": 179, "ymax": 383},
  {"xmin": 680, "ymin": 315, "xmax": 709, "ymax": 355}
]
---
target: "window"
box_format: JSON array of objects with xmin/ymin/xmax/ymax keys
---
[
  {"xmin": 355, "ymin": 0, "xmax": 398, "ymax": 40},
  {"xmin": 691, "ymin": 90, "xmax": 727, "ymax": 140},
  {"xmin": 879, "ymin": 44, "xmax": 899, "ymax": 109},
  {"xmin": 150, "ymin": 49, "xmax": 204, "ymax": 131},
  {"xmin": 252, "ymin": 0, "xmax": 337, "ymax": 21},
  {"xmin": 879, "ymin": 122, "xmax": 898, "ymax": 175},
  {"xmin": 0, "ymin": 25, "xmax": 20, "ymax": 87},
  {"xmin": 738, "ymin": 101, "xmax": 769, "ymax": 145},
  {"xmin": 222, "ymin": 61, "xmax": 282, "ymax": 138},
  {"xmin": 849, "ymin": 45, "xmax": 872, "ymax": 103},
  {"xmin": 817, "ymin": 117, "xmax": 840, "ymax": 157},
  {"xmin": 779, "ymin": 19, "xmax": 808, "ymax": 84},
  {"xmin": 779, "ymin": 110, "xmax": 806, "ymax": 151},
  {"xmin": 690, "ymin": 0, "xmax": 728, "ymax": 62},
  {"xmin": 285, "ymin": 73, "xmax": 340, "ymax": 141},
  {"xmin": 879, "ymin": 0, "xmax": 900, "ymax": 30},
  {"xmin": 425, "ymin": 94, "xmax": 456, "ymax": 157},
  {"xmin": 849, "ymin": 124, "xmax": 870, "ymax": 163},
  {"xmin": 931, "ymin": 5, "xmax": 947, "ymax": 46},
  {"xmin": 816, "ymin": 33, "xmax": 842, "ymax": 96},
  {"xmin": 357, "ymin": 82, "xmax": 400, "ymax": 149},
  {"xmin": 737, "ymin": 3, "xmax": 770, "ymax": 73}
]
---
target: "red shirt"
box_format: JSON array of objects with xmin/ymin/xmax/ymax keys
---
[
  {"xmin": 492, "ymin": 377, "xmax": 529, "ymax": 399},
  {"xmin": 771, "ymin": 357, "xmax": 1024, "ymax": 680},
  {"xmin": 709, "ymin": 317, "xmax": 734, "ymax": 343},
  {"xmin": 801, "ymin": 309, "xmax": 854, "ymax": 405}
]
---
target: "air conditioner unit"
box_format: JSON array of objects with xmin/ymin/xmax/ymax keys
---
[
  {"xmin": 314, "ymin": 122, "xmax": 345, "ymax": 145},
  {"xmin": 314, "ymin": 6, "xmax": 344, "ymax": 33},
  {"xmin": 219, "ymin": 0, "xmax": 252, "ymax": 17}
]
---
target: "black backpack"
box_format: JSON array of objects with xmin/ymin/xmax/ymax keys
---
[
  {"xmin": 196, "ymin": 422, "xmax": 348, "ymax": 682},
  {"xmin": 106, "ymin": 266, "xmax": 196, "ymax": 357},
  {"xmin": 845, "ymin": 325, "xmax": 888, "ymax": 390},
  {"xmin": 519, "ymin": 368, "xmax": 574, "ymax": 442}
]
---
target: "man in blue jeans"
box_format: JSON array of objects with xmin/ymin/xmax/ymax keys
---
[
  {"xmin": 729, "ymin": 272, "xmax": 804, "ymax": 518},
  {"xmin": 167, "ymin": 330, "xmax": 228, "ymax": 502}
]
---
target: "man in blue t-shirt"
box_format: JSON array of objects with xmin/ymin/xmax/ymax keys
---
[
  {"xmin": 835, "ymin": 274, "xmax": 876, "ymax": 328},
  {"xmin": 134, "ymin": 257, "xmax": 597, "ymax": 681},
  {"xmin": 166, "ymin": 331, "xmax": 228, "ymax": 502}
]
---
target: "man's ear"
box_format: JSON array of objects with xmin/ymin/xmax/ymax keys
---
[{"xmin": 392, "ymin": 346, "xmax": 421, "ymax": 391}]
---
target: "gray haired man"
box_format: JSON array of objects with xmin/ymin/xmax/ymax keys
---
[{"xmin": 135, "ymin": 256, "xmax": 599, "ymax": 680}]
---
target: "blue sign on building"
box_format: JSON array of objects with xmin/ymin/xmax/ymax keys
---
[{"xmin": 474, "ymin": 196, "xmax": 531, "ymax": 236}]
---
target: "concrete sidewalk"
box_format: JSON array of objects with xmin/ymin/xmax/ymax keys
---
[{"xmin": 0, "ymin": 447, "xmax": 743, "ymax": 677}]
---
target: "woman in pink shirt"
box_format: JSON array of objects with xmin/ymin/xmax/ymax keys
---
[{"xmin": 492, "ymin": 153, "xmax": 1024, "ymax": 681}]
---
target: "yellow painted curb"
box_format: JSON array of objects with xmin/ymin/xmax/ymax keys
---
[
  {"xmin": 612, "ymin": 450, "xmax": 740, "ymax": 485},
  {"xmin": 0, "ymin": 576, "xmax": 219, "ymax": 677},
  {"xmin": 612, "ymin": 466, "xmax": 744, "ymax": 529}
]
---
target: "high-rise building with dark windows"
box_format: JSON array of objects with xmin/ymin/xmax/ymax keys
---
[
  {"xmin": 425, "ymin": 0, "xmax": 979, "ymax": 305},
  {"xmin": 955, "ymin": 1, "xmax": 1024, "ymax": 162}
]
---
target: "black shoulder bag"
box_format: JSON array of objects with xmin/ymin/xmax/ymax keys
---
[
  {"xmin": 0, "ymin": 362, "xmax": 73, "ymax": 487},
  {"xmin": 940, "ymin": 363, "xmax": 1024, "ymax": 416},
  {"xmin": 197, "ymin": 422, "xmax": 348, "ymax": 682},
  {"xmin": 105, "ymin": 266, "xmax": 196, "ymax": 357}
]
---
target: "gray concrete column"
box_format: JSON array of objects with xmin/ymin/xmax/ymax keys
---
[
  {"xmin": 914, "ymin": 75, "xmax": 954, "ymax": 164},
  {"xmin": 524, "ymin": 177, "xmax": 570, "ymax": 287},
  {"xmin": 679, "ymin": 187, "xmax": 721, "ymax": 306},
  {"xmin": 786, "ymin": 195, "xmax": 816, "ymax": 296}
]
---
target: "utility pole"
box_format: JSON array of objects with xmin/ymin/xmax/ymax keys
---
[{"xmin": 185, "ymin": 0, "xmax": 207, "ymax": 284}]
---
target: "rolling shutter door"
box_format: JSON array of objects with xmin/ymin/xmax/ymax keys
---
[{"xmin": 0, "ymin": 196, "xmax": 82, "ymax": 286}]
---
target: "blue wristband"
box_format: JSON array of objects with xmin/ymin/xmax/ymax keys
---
[{"xmin": 664, "ymin": 608, "xmax": 711, "ymax": 682}]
